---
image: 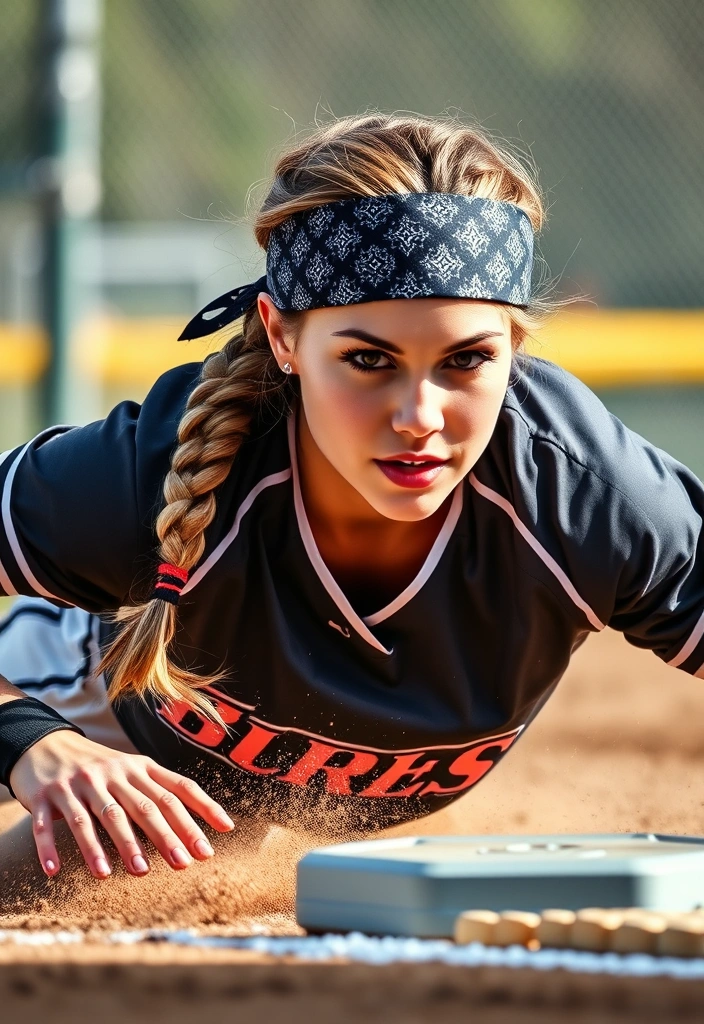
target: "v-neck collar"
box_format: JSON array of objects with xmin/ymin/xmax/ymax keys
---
[{"xmin": 287, "ymin": 412, "xmax": 463, "ymax": 656}]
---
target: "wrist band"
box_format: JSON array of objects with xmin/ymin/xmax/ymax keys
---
[
  {"xmin": 150, "ymin": 562, "xmax": 189, "ymax": 606},
  {"xmin": 0, "ymin": 697, "xmax": 85, "ymax": 798}
]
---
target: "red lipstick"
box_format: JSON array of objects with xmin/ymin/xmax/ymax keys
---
[{"xmin": 374, "ymin": 453, "xmax": 449, "ymax": 489}]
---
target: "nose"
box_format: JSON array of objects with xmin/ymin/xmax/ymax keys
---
[{"xmin": 391, "ymin": 377, "xmax": 445, "ymax": 438}]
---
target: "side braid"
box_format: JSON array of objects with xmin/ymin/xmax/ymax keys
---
[
  {"xmin": 96, "ymin": 310, "xmax": 296, "ymax": 722},
  {"xmin": 98, "ymin": 112, "xmax": 565, "ymax": 722}
]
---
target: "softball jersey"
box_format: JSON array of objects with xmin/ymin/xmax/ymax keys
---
[{"xmin": 0, "ymin": 356, "xmax": 702, "ymax": 830}]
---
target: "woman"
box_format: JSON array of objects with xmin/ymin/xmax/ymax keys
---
[{"xmin": 1, "ymin": 113, "xmax": 702, "ymax": 886}]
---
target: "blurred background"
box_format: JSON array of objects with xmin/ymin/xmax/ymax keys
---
[
  {"xmin": 1, "ymin": 0, "xmax": 703, "ymax": 465},
  {"xmin": 1, "ymin": 0, "xmax": 704, "ymax": 843}
]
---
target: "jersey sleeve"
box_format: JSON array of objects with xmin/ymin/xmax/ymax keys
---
[
  {"xmin": 506, "ymin": 360, "xmax": 704, "ymax": 680},
  {"xmin": 603, "ymin": 437, "xmax": 704, "ymax": 679},
  {"xmin": 0, "ymin": 362, "xmax": 202, "ymax": 613}
]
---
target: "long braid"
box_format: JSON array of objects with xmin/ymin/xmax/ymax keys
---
[
  {"xmin": 98, "ymin": 111, "xmax": 562, "ymax": 721},
  {"xmin": 96, "ymin": 311, "xmax": 294, "ymax": 721}
]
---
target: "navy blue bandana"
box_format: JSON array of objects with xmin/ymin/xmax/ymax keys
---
[{"xmin": 179, "ymin": 193, "xmax": 533, "ymax": 341}]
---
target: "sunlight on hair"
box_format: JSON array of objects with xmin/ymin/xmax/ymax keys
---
[{"xmin": 96, "ymin": 111, "xmax": 574, "ymax": 719}]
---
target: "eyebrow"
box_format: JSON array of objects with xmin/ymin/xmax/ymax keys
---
[{"xmin": 330, "ymin": 328, "xmax": 504, "ymax": 354}]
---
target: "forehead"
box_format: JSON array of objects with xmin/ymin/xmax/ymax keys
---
[{"xmin": 301, "ymin": 298, "xmax": 510, "ymax": 343}]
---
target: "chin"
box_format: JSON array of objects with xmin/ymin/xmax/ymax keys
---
[{"xmin": 364, "ymin": 488, "xmax": 453, "ymax": 522}]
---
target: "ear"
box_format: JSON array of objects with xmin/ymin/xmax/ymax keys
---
[{"xmin": 257, "ymin": 293, "xmax": 297, "ymax": 372}]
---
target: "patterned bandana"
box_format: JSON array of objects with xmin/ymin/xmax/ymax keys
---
[{"xmin": 179, "ymin": 193, "xmax": 534, "ymax": 341}]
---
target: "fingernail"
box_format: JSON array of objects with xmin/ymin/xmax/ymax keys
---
[
  {"xmin": 131, "ymin": 855, "xmax": 149, "ymax": 874},
  {"xmin": 171, "ymin": 847, "xmax": 191, "ymax": 868},
  {"xmin": 45, "ymin": 859, "xmax": 56, "ymax": 874},
  {"xmin": 95, "ymin": 857, "xmax": 111, "ymax": 878},
  {"xmin": 194, "ymin": 838, "xmax": 214, "ymax": 858},
  {"xmin": 218, "ymin": 811, "xmax": 235, "ymax": 829}
]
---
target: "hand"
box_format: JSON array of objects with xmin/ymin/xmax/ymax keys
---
[{"xmin": 8, "ymin": 729, "xmax": 235, "ymax": 879}]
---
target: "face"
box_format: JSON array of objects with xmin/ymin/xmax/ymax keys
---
[{"xmin": 259, "ymin": 295, "xmax": 514, "ymax": 523}]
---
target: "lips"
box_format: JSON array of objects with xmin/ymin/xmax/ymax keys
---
[{"xmin": 373, "ymin": 454, "xmax": 449, "ymax": 490}]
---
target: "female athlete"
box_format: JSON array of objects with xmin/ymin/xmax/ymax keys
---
[{"xmin": 1, "ymin": 113, "xmax": 702, "ymax": 886}]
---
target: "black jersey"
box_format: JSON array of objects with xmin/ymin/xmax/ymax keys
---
[{"xmin": 1, "ymin": 357, "xmax": 703, "ymax": 831}]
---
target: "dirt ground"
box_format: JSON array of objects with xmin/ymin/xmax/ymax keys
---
[
  {"xmin": 414, "ymin": 626, "xmax": 704, "ymax": 839},
  {"xmin": 2, "ymin": 627, "xmax": 704, "ymax": 1020}
]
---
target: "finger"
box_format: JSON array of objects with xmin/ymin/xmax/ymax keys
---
[
  {"xmin": 109, "ymin": 781, "xmax": 194, "ymax": 870},
  {"xmin": 132, "ymin": 777, "xmax": 217, "ymax": 861},
  {"xmin": 50, "ymin": 788, "xmax": 113, "ymax": 879},
  {"xmin": 81, "ymin": 792, "xmax": 150, "ymax": 877},
  {"xmin": 145, "ymin": 763, "xmax": 235, "ymax": 832},
  {"xmin": 32, "ymin": 800, "xmax": 60, "ymax": 877}
]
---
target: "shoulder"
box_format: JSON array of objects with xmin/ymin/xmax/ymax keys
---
[
  {"xmin": 1, "ymin": 363, "xmax": 204, "ymax": 608},
  {"xmin": 33, "ymin": 361, "xmax": 204, "ymax": 526},
  {"xmin": 1, "ymin": 361, "xmax": 293, "ymax": 609},
  {"xmin": 470, "ymin": 357, "xmax": 704, "ymax": 627},
  {"xmin": 493, "ymin": 355, "xmax": 699, "ymax": 531}
]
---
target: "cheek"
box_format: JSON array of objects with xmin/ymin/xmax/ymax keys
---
[
  {"xmin": 446, "ymin": 369, "xmax": 512, "ymax": 449},
  {"xmin": 297, "ymin": 363, "xmax": 381, "ymax": 455}
]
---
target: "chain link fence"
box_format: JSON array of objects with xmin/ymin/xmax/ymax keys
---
[
  {"xmin": 97, "ymin": 0, "xmax": 704, "ymax": 308},
  {"xmin": 1, "ymin": 0, "xmax": 704, "ymax": 472},
  {"xmin": 1, "ymin": 0, "xmax": 703, "ymax": 310},
  {"xmin": 0, "ymin": 4, "xmax": 40, "ymax": 317}
]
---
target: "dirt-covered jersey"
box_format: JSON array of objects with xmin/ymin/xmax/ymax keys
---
[{"xmin": 1, "ymin": 357, "xmax": 702, "ymax": 830}]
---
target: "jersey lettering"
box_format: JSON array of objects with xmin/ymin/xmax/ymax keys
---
[
  {"xmin": 160, "ymin": 696, "xmax": 243, "ymax": 748},
  {"xmin": 419, "ymin": 733, "xmax": 520, "ymax": 796},
  {"xmin": 358, "ymin": 753, "xmax": 438, "ymax": 798},
  {"xmin": 278, "ymin": 739, "xmax": 378, "ymax": 794},
  {"xmin": 229, "ymin": 723, "xmax": 281, "ymax": 775},
  {"xmin": 157, "ymin": 689, "xmax": 523, "ymax": 801}
]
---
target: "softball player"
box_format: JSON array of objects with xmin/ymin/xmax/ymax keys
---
[{"xmin": 1, "ymin": 114, "xmax": 702, "ymax": 885}]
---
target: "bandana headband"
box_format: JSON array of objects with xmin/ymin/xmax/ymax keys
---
[{"xmin": 179, "ymin": 193, "xmax": 534, "ymax": 341}]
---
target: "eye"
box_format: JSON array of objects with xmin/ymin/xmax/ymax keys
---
[
  {"xmin": 340, "ymin": 348, "xmax": 394, "ymax": 373},
  {"xmin": 445, "ymin": 350, "xmax": 490, "ymax": 371}
]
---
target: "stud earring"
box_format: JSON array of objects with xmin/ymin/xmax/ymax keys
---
[{"xmin": 282, "ymin": 362, "xmax": 293, "ymax": 374}]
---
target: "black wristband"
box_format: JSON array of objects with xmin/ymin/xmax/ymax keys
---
[{"xmin": 0, "ymin": 697, "xmax": 85, "ymax": 798}]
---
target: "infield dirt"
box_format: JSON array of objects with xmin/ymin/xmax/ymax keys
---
[{"xmin": 2, "ymin": 627, "xmax": 704, "ymax": 1020}]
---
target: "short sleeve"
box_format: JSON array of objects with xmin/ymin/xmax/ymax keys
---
[
  {"xmin": 499, "ymin": 359, "xmax": 704, "ymax": 679},
  {"xmin": 605, "ymin": 440, "xmax": 704, "ymax": 679},
  {"xmin": 0, "ymin": 362, "xmax": 202, "ymax": 613}
]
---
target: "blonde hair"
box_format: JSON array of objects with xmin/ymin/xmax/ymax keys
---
[{"xmin": 97, "ymin": 111, "xmax": 565, "ymax": 720}]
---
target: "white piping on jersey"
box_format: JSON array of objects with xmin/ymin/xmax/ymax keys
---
[
  {"xmin": 0, "ymin": 450, "xmax": 15, "ymax": 594},
  {"xmin": 182, "ymin": 468, "xmax": 292, "ymax": 595},
  {"xmin": 468, "ymin": 471, "xmax": 606, "ymax": 631},
  {"xmin": 667, "ymin": 608, "xmax": 704, "ymax": 671},
  {"xmin": 164, "ymin": 689, "xmax": 527, "ymax": 756},
  {"xmin": 287, "ymin": 414, "xmax": 463, "ymax": 655},
  {"xmin": 157, "ymin": 716, "xmax": 268, "ymax": 774},
  {"xmin": 158, "ymin": 716, "xmax": 525, "ymax": 778},
  {"xmin": 287, "ymin": 415, "xmax": 390, "ymax": 655},
  {"xmin": 0, "ymin": 426, "xmax": 74, "ymax": 600},
  {"xmin": 239, "ymin": 715, "xmax": 524, "ymax": 755},
  {"xmin": 365, "ymin": 485, "xmax": 463, "ymax": 627},
  {"xmin": 202, "ymin": 685, "xmax": 258, "ymax": 711}
]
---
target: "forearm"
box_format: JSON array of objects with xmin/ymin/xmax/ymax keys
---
[
  {"xmin": 0, "ymin": 672, "xmax": 27, "ymax": 705},
  {"xmin": 0, "ymin": 673, "xmax": 83, "ymax": 801}
]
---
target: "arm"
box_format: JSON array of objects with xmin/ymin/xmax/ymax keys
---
[
  {"xmin": 1, "ymin": 671, "xmax": 235, "ymax": 879},
  {"xmin": 1, "ymin": 672, "xmax": 29, "ymax": 703},
  {"xmin": 501, "ymin": 362, "xmax": 704, "ymax": 677},
  {"xmin": 0, "ymin": 366, "xmax": 239, "ymax": 877},
  {"xmin": 606, "ymin": 459, "xmax": 704, "ymax": 677},
  {"xmin": 0, "ymin": 363, "xmax": 241, "ymax": 877}
]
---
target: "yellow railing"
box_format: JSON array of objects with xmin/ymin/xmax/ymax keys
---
[
  {"xmin": 1, "ymin": 310, "xmax": 703, "ymax": 388},
  {"xmin": 529, "ymin": 309, "xmax": 704, "ymax": 386},
  {"xmin": 0, "ymin": 325, "xmax": 49, "ymax": 385}
]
